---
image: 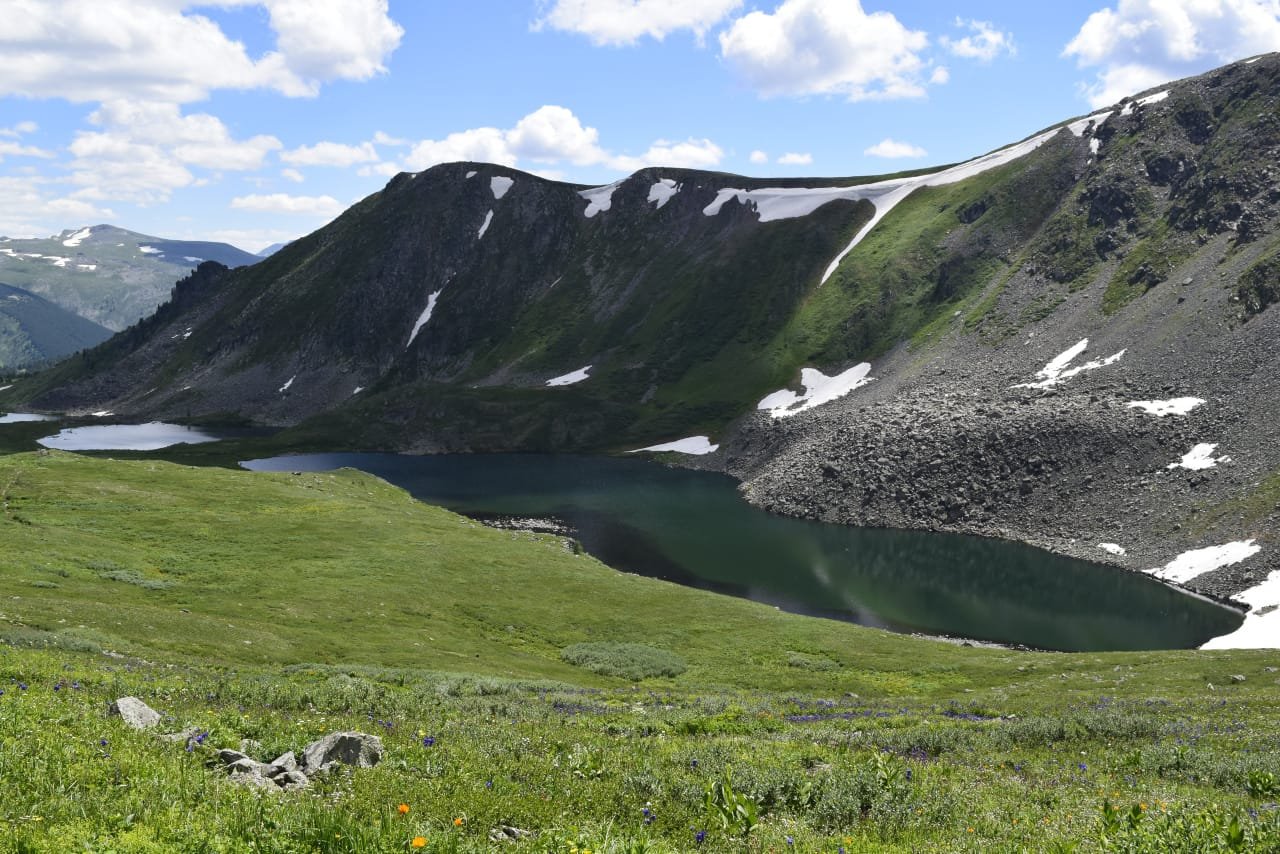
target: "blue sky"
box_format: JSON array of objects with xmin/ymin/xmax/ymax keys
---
[{"xmin": 2, "ymin": 0, "xmax": 1278, "ymax": 252}]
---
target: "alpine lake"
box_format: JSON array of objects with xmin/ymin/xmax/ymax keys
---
[{"xmin": 23, "ymin": 420, "xmax": 1244, "ymax": 652}]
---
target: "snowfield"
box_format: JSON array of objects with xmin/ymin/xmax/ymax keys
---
[
  {"xmin": 758, "ymin": 363, "xmax": 874, "ymax": 418},
  {"xmin": 1127, "ymin": 398, "xmax": 1205, "ymax": 417},
  {"xmin": 490, "ymin": 176, "xmax": 514, "ymax": 200},
  {"xmin": 62, "ymin": 227, "xmax": 92, "ymax": 247},
  {"xmin": 546, "ymin": 366, "xmax": 591, "ymax": 387},
  {"xmin": 1202, "ymin": 569, "xmax": 1280, "ymax": 649},
  {"xmin": 630, "ymin": 436, "xmax": 719, "ymax": 455},
  {"xmin": 1151, "ymin": 540, "xmax": 1261, "ymax": 584},
  {"xmin": 406, "ymin": 291, "xmax": 442, "ymax": 348},
  {"xmin": 1013, "ymin": 338, "xmax": 1125, "ymax": 389},
  {"xmin": 579, "ymin": 182, "xmax": 622, "ymax": 218},
  {"xmin": 648, "ymin": 179, "xmax": 680, "ymax": 209},
  {"xmin": 1168, "ymin": 443, "xmax": 1230, "ymax": 471},
  {"xmin": 478, "ymin": 210, "xmax": 494, "ymax": 239}
]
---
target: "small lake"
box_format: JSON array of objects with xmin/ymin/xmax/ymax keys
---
[
  {"xmin": 0, "ymin": 413, "xmax": 55, "ymax": 424},
  {"xmin": 242, "ymin": 453, "xmax": 1242, "ymax": 652},
  {"xmin": 38, "ymin": 421, "xmax": 224, "ymax": 451}
]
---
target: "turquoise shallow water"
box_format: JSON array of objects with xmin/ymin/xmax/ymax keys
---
[{"xmin": 242, "ymin": 452, "xmax": 1243, "ymax": 652}]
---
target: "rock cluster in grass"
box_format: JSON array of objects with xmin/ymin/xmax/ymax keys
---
[
  {"xmin": 213, "ymin": 731, "xmax": 384, "ymax": 792},
  {"xmin": 111, "ymin": 697, "xmax": 383, "ymax": 793}
]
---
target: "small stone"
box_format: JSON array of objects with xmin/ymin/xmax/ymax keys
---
[
  {"xmin": 109, "ymin": 697, "xmax": 161, "ymax": 730},
  {"xmin": 226, "ymin": 759, "xmax": 277, "ymax": 790},
  {"xmin": 1231, "ymin": 674, "xmax": 1246, "ymax": 684}
]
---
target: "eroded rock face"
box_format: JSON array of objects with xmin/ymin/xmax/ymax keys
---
[
  {"xmin": 299, "ymin": 731, "xmax": 384, "ymax": 775},
  {"xmin": 109, "ymin": 696, "xmax": 161, "ymax": 730}
]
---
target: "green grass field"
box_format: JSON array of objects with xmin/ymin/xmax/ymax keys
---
[{"xmin": 1, "ymin": 451, "xmax": 1278, "ymax": 852}]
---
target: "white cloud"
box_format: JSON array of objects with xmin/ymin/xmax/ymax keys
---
[
  {"xmin": 203, "ymin": 227, "xmax": 302, "ymax": 254},
  {"xmin": 0, "ymin": 0, "xmax": 403, "ymax": 104},
  {"xmin": 719, "ymin": 0, "xmax": 932, "ymax": 100},
  {"xmin": 0, "ymin": 141, "xmax": 53, "ymax": 161},
  {"xmin": 373, "ymin": 130, "xmax": 408, "ymax": 146},
  {"xmin": 357, "ymin": 162, "xmax": 401, "ymax": 178},
  {"xmin": 1065, "ymin": 0, "xmax": 1280, "ymax": 107},
  {"xmin": 281, "ymin": 168, "xmax": 305, "ymax": 183},
  {"xmin": 507, "ymin": 105, "xmax": 604, "ymax": 164},
  {"xmin": 282, "ymin": 140, "xmax": 380, "ymax": 167},
  {"xmin": 405, "ymin": 127, "xmax": 517, "ymax": 171},
  {"xmin": 66, "ymin": 101, "xmax": 282, "ymax": 203},
  {"xmin": 941, "ymin": 18, "xmax": 1015, "ymax": 62},
  {"xmin": 864, "ymin": 138, "xmax": 928, "ymax": 158},
  {"xmin": 0, "ymin": 175, "xmax": 116, "ymax": 238},
  {"xmin": 930, "ymin": 66, "xmax": 951, "ymax": 84},
  {"xmin": 230, "ymin": 193, "xmax": 345, "ymax": 217},
  {"xmin": 749, "ymin": 150, "xmax": 769, "ymax": 164},
  {"xmin": 611, "ymin": 138, "xmax": 724, "ymax": 170},
  {"xmin": 777, "ymin": 152, "xmax": 813, "ymax": 165},
  {"xmin": 401, "ymin": 105, "xmax": 725, "ymax": 174},
  {"xmin": 534, "ymin": 0, "xmax": 743, "ymax": 45},
  {"xmin": 0, "ymin": 121, "xmax": 39, "ymax": 138}
]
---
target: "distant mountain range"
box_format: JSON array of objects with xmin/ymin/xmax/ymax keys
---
[
  {"xmin": 257, "ymin": 242, "xmax": 291, "ymax": 258},
  {"xmin": 0, "ymin": 225, "xmax": 258, "ymax": 334}
]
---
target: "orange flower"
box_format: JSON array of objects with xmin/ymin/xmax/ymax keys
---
[
  {"xmin": 452, "ymin": 817, "xmax": 464, "ymax": 827},
  {"xmin": 397, "ymin": 803, "xmax": 410, "ymax": 815},
  {"xmin": 411, "ymin": 837, "xmax": 427, "ymax": 849}
]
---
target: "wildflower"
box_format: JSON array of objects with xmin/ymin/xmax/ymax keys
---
[
  {"xmin": 485, "ymin": 779, "xmax": 493, "ymax": 789},
  {"xmin": 397, "ymin": 804, "xmax": 410, "ymax": 815},
  {"xmin": 453, "ymin": 817, "xmax": 464, "ymax": 827},
  {"xmin": 786, "ymin": 836, "xmax": 794, "ymax": 846},
  {"xmin": 421, "ymin": 736, "xmax": 435, "ymax": 747},
  {"xmin": 18, "ymin": 683, "xmax": 27, "ymax": 691},
  {"xmin": 411, "ymin": 837, "xmax": 427, "ymax": 849},
  {"xmin": 694, "ymin": 829, "xmax": 706, "ymax": 844},
  {"xmin": 690, "ymin": 758, "xmax": 699, "ymax": 769}
]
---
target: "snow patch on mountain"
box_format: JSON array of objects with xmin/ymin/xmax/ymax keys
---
[
  {"xmin": 580, "ymin": 182, "xmax": 622, "ymax": 218},
  {"xmin": 759, "ymin": 363, "xmax": 874, "ymax": 419},
  {"xmin": 1013, "ymin": 338, "xmax": 1125, "ymax": 389},
  {"xmin": 478, "ymin": 210, "xmax": 494, "ymax": 239},
  {"xmin": 546, "ymin": 366, "xmax": 591, "ymax": 387},
  {"xmin": 139, "ymin": 245, "xmax": 162, "ymax": 255},
  {"xmin": 631, "ymin": 436, "xmax": 719, "ymax": 455},
  {"xmin": 1127, "ymin": 398, "xmax": 1205, "ymax": 417},
  {"xmin": 1201, "ymin": 569, "xmax": 1280, "ymax": 649},
  {"xmin": 62, "ymin": 227, "xmax": 92, "ymax": 247},
  {"xmin": 648, "ymin": 179, "xmax": 680, "ymax": 209},
  {"xmin": 490, "ymin": 176, "xmax": 514, "ymax": 200},
  {"xmin": 407, "ymin": 291, "xmax": 442, "ymax": 348},
  {"xmin": 1168, "ymin": 443, "xmax": 1230, "ymax": 471},
  {"xmin": 1151, "ymin": 540, "xmax": 1261, "ymax": 584}
]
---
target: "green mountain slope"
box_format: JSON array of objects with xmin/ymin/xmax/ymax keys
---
[{"xmin": 0, "ymin": 282, "xmax": 112, "ymax": 370}]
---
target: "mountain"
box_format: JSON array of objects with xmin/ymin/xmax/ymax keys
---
[
  {"xmin": 0, "ymin": 225, "xmax": 259, "ymax": 331},
  {"xmin": 257, "ymin": 241, "xmax": 291, "ymax": 258},
  {"xmin": 0, "ymin": 282, "xmax": 112, "ymax": 370},
  {"xmin": 7, "ymin": 55, "xmax": 1280, "ymax": 610}
]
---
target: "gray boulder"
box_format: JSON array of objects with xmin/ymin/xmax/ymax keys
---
[
  {"xmin": 109, "ymin": 697, "xmax": 161, "ymax": 730},
  {"xmin": 269, "ymin": 751, "xmax": 298, "ymax": 773},
  {"xmin": 226, "ymin": 758, "xmax": 277, "ymax": 790},
  {"xmin": 299, "ymin": 731, "xmax": 383, "ymax": 774}
]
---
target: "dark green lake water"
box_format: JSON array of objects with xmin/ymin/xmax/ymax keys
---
[{"xmin": 242, "ymin": 453, "xmax": 1242, "ymax": 652}]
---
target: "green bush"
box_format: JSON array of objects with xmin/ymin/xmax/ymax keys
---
[{"xmin": 560, "ymin": 642, "xmax": 686, "ymax": 680}]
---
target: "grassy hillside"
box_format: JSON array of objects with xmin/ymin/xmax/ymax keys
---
[{"xmin": 0, "ymin": 452, "xmax": 1278, "ymax": 851}]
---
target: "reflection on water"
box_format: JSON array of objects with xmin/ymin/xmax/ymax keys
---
[
  {"xmin": 242, "ymin": 453, "xmax": 1242, "ymax": 652},
  {"xmin": 39, "ymin": 421, "xmax": 223, "ymax": 451}
]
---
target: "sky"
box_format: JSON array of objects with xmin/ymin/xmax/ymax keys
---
[{"xmin": 2, "ymin": 0, "xmax": 1280, "ymax": 252}]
